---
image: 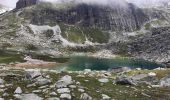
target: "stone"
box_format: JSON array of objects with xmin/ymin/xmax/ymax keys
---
[
  {"xmin": 2, "ymin": 93, "xmax": 9, "ymax": 97},
  {"xmin": 159, "ymin": 75, "xmax": 170, "ymax": 87},
  {"xmin": 80, "ymin": 93, "xmax": 92, "ymax": 100},
  {"xmin": 48, "ymin": 97, "xmax": 60, "ymax": 100},
  {"xmin": 25, "ymin": 70, "xmax": 41, "ymax": 79},
  {"xmin": 0, "ymin": 79, "xmax": 4, "ymax": 84},
  {"xmin": 32, "ymin": 90, "xmax": 42, "ymax": 93},
  {"xmin": 0, "ymin": 85, "xmax": 5, "ymax": 88},
  {"xmin": 148, "ymin": 72, "xmax": 157, "ymax": 77},
  {"xmin": 98, "ymin": 78, "xmax": 109, "ymax": 83},
  {"xmin": 60, "ymin": 94, "xmax": 71, "ymax": 100},
  {"xmin": 55, "ymin": 75, "xmax": 73, "ymax": 88},
  {"xmin": 78, "ymin": 89, "xmax": 85, "ymax": 93},
  {"xmin": 0, "ymin": 98, "xmax": 4, "ymax": 100},
  {"xmin": 84, "ymin": 69, "xmax": 91, "ymax": 72},
  {"xmin": 115, "ymin": 77, "xmax": 137, "ymax": 85},
  {"xmin": 102, "ymin": 94, "xmax": 111, "ymax": 100},
  {"xmin": 69, "ymin": 85, "xmax": 76, "ymax": 89},
  {"xmin": 49, "ymin": 92, "xmax": 57, "ymax": 96},
  {"xmin": 132, "ymin": 74, "xmax": 148, "ymax": 80},
  {"xmin": 35, "ymin": 78, "xmax": 51, "ymax": 85},
  {"xmin": 57, "ymin": 88, "xmax": 70, "ymax": 94},
  {"xmin": 14, "ymin": 87, "xmax": 22, "ymax": 94},
  {"xmin": 19, "ymin": 93, "xmax": 43, "ymax": 100}
]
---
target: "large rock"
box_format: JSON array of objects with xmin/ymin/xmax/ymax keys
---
[
  {"xmin": 55, "ymin": 75, "xmax": 73, "ymax": 88},
  {"xmin": 16, "ymin": 0, "xmax": 38, "ymax": 9},
  {"xmin": 102, "ymin": 94, "xmax": 111, "ymax": 100},
  {"xmin": 17, "ymin": 93, "xmax": 43, "ymax": 100},
  {"xmin": 98, "ymin": 78, "xmax": 109, "ymax": 83},
  {"xmin": 115, "ymin": 77, "xmax": 137, "ymax": 85},
  {"xmin": 57, "ymin": 88, "xmax": 70, "ymax": 94},
  {"xmin": 25, "ymin": 70, "xmax": 42, "ymax": 79},
  {"xmin": 60, "ymin": 93, "xmax": 71, "ymax": 100},
  {"xmin": 159, "ymin": 75, "xmax": 170, "ymax": 87},
  {"xmin": 80, "ymin": 93, "xmax": 92, "ymax": 100},
  {"xmin": 14, "ymin": 87, "xmax": 22, "ymax": 94},
  {"xmin": 35, "ymin": 77, "xmax": 51, "ymax": 86},
  {"xmin": 0, "ymin": 79, "xmax": 4, "ymax": 84}
]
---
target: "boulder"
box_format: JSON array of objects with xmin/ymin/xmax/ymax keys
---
[
  {"xmin": 14, "ymin": 87, "xmax": 22, "ymax": 94},
  {"xmin": 115, "ymin": 77, "xmax": 137, "ymax": 85},
  {"xmin": 80, "ymin": 93, "xmax": 92, "ymax": 100},
  {"xmin": 57, "ymin": 88, "xmax": 70, "ymax": 94},
  {"xmin": 48, "ymin": 97, "xmax": 60, "ymax": 100},
  {"xmin": 25, "ymin": 70, "xmax": 41, "ymax": 79},
  {"xmin": 98, "ymin": 78, "xmax": 109, "ymax": 83},
  {"xmin": 19, "ymin": 93, "xmax": 43, "ymax": 100},
  {"xmin": 159, "ymin": 75, "xmax": 170, "ymax": 87},
  {"xmin": 60, "ymin": 93, "xmax": 71, "ymax": 100},
  {"xmin": 0, "ymin": 79, "xmax": 4, "ymax": 84},
  {"xmin": 102, "ymin": 94, "xmax": 111, "ymax": 100},
  {"xmin": 148, "ymin": 72, "xmax": 157, "ymax": 77},
  {"xmin": 35, "ymin": 77, "xmax": 51, "ymax": 86},
  {"xmin": 55, "ymin": 75, "xmax": 73, "ymax": 88}
]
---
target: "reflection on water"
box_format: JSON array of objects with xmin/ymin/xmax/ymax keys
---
[{"xmin": 53, "ymin": 56, "xmax": 163, "ymax": 71}]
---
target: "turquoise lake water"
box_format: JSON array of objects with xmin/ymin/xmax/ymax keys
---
[{"xmin": 52, "ymin": 56, "xmax": 163, "ymax": 71}]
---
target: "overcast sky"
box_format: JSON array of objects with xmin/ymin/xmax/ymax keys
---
[{"xmin": 1, "ymin": 0, "xmax": 170, "ymax": 8}]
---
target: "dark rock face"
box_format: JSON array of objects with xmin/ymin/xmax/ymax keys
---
[
  {"xmin": 16, "ymin": 0, "xmax": 38, "ymax": 9},
  {"xmin": 129, "ymin": 26, "xmax": 170, "ymax": 63},
  {"xmin": 21, "ymin": 3, "xmax": 149, "ymax": 31}
]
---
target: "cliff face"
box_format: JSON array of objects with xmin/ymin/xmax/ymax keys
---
[
  {"xmin": 18, "ymin": 1, "xmax": 149, "ymax": 32},
  {"xmin": 0, "ymin": 1, "xmax": 169, "ymax": 65},
  {"xmin": 16, "ymin": 0, "xmax": 38, "ymax": 9}
]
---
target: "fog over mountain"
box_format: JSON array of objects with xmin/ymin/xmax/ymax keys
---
[{"xmin": 1, "ymin": 0, "xmax": 170, "ymax": 9}]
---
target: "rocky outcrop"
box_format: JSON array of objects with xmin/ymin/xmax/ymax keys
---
[
  {"xmin": 19, "ymin": 2, "xmax": 149, "ymax": 32},
  {"xmin": 128, "ymin": 26, "xmax": 170, "ymax": 64},
  {"xmin": 16, "ymin": 0, "xmax": 38, "ymax": 9}
]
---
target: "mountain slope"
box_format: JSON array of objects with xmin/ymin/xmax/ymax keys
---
[
  {"xmin": 0, "ymin": 0, "xmax": 170, "ymax": 65},
  {"xmin": 0, "ymin": 4, "xmax": 11, "ymax": 14}
]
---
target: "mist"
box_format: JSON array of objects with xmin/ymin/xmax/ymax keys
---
[{"xmin": 1, "ymin": 0, "xmax": 170, "ymax": 9}]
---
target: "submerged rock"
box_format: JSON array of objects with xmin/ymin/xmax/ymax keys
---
[{"xmin": 109, "ymin": 67, "xmax": 131, "ymax": 73}]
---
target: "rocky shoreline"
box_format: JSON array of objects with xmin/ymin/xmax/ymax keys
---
[{"xmin": 0, "ymin": 67, "xmax": 170, "ymax": 100}]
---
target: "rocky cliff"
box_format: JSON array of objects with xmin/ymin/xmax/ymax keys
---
[
  {"xmin": 16, "ymin": 0, "xmax": 38, "ymax": 9},
  {"xmin": 0, "ymin": 0, "xmax": 169, "ymax": 65}
]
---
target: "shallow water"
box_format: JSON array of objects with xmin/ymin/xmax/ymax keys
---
[
  {"xmin": 0, "ymin": 51, "xmax": 163, "ymax": 71},
  {"xmin": 52, "ymin": 56, "xmax": 163, "ymax": 71}
]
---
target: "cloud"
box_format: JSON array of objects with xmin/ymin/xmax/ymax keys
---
[{"xmin": 1, "ymin": 0, "xmax": 170, "ymax": 9}]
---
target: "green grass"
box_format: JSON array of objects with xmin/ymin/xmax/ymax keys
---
[
  {"xmin": 0, "ymin": 51, "xmax": 24, "ymax": 64},
  {"xmin": 59, "ymin": 23, "xmax": 110, "ymax": 44}
]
